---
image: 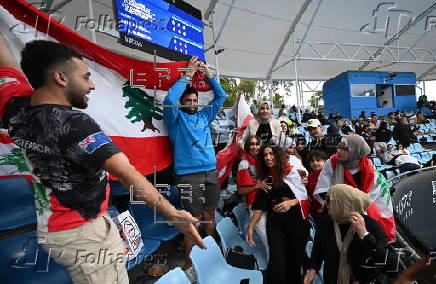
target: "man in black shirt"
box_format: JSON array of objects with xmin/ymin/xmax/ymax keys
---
[
  {"xmin": 300, "ymin": 119, "xmax": 338, "ymax": 170},
  {"xmin": 393, "ymin": 117, "xmax": 414, "ymax": 147},
  {"xmin": 0, "ymin": 36, "xmax": 205, "ymax": 283}
]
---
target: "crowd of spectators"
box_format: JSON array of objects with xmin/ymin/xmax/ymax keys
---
[{"xmin": 212, "ymin": 99, "xmax": 436, "ymax": 283}]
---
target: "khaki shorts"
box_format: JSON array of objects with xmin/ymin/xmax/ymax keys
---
[{"xmin": 38, "ymin": 214, "xmax": 128, "ymax": 284}]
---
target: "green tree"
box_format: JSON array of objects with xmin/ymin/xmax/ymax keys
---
[
  {"xmin": 237, "ymin": 79, "xmax": 256, "ymax": 101},
  {"xmin": 309, "ymin": 90, "xmax": 323, "ymax": 108},
  {"xmin": 272, "ymin": 93, "xmax": 284, "ymax": 107},
  {"xmin": 220, "ymin": 78, "xmax": 238, "ymax": 107}
]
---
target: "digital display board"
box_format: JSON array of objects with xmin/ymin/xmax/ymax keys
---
[{"xmin": 114, "ymin": 0, "xmax": 205, "ymax": 61}]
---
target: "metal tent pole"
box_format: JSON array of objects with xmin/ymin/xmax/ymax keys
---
[
  {"xmin": 292, "ymin": 35, "xmax": 302, "ymax": 123},
  {"xmin": 87, "ymin": 0, "xmax": 96, "ymax": 43},
  {"xmin": 210, "ymin": 12, "xmax": 220, "ymax": 81}
]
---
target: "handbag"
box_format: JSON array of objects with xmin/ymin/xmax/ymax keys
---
[{"xmin": 226, "ymin": 246, "xmax": 258, "ymax": 270}]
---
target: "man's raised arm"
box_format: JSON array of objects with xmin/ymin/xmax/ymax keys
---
[
  {"xmin": 0, "ymin": 35, "xmax": 20, "ymax": 70},
  {"xmin": 102, "ymin": 152, "xmax": 206, "ymax": 249}
]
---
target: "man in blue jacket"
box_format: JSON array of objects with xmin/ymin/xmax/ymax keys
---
[{"xmin": 163, "ymin": 56, "xmax": 226, "ymax": 270}]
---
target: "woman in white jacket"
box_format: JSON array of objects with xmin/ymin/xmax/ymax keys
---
[{"xmin": 238, "ymin": 102, "xmax": 282, "ymax": 150}]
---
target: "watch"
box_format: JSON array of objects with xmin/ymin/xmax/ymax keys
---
[{"xmin": 359, "ymin": 231, "xmax": 369, "ymax": 240}]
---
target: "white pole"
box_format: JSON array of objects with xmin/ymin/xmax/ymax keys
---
[
  {"xmin": 292, "ymin": 35, "xmax": 302, "ymax": 123},
  {"xmin": 423, "ymin": 80, "xmax": 426, "ymax": 96},
  {"xmin": 87, "ymin": 0, "xmax": 97, "ymax": 43},
  {"xmin": 211, "ymin": 12, "xmax": 220, "ymax": 81}
]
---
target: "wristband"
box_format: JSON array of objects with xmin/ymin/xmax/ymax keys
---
[{"xmin": 359, "ymin": 231, "xmax": 369, "ymax": 240}]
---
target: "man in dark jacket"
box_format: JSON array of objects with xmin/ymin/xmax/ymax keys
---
[
  {"xmin": 393, "ymin": 117, "xmax": 414, "ymax": 147},
  {"xmin": 374, "ymin": 121, "xmax": 392, "ymax": 154}
]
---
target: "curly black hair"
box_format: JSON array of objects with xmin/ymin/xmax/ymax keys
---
[
  {"xmin": 256, "ymin": 144, "xmax": 288, "ymax": 185},
  {"xmin": 20, "ymin": 40, "xmax": 82, "ymax": 89}
]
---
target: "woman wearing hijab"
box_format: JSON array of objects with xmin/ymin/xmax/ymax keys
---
[
  {"xmin": 304, "ymin": 184, "xmax": 395, "ymax": 284},
  {"xmin": 314, "ymin": 134, "xmax": 396, "ymax": 242},
  {"xmin": 246, "ymin": 144, "xmax": 310, "ymax": 283},
  {"xmin": 238, "ymin": 102, "xmax": 282, "ymax": 149}
]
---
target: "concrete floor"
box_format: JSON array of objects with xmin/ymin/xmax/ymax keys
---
[{"xmin": 127, "ymin": 235, "xmax": 186, "ymax": 283}]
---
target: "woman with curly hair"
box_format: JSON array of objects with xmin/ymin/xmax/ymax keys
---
[{"xmin": 246, "ymin": 144, "xmax": 310, "ymax": 283}]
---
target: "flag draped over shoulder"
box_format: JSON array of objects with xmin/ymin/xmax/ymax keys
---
[
  {"xmin": 0, "ymin": 0, "xmax": 214, "ymax": 177},
  {"xmin": 0, "ymin": 133, "xmax": 32, "ymax": 182},
  {"xmin": 314, "ymin": 155, "xmax": 396, "ymax": 241},
  {"xmin": 216, "ymin": 93, "xmax": 254, "ymax": 186}
]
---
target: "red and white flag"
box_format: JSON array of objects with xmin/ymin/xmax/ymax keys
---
[{"xmin": 216, "ymin": 93, "xmax": 254, "ymax": 186}]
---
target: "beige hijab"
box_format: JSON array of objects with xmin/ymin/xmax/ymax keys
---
[
  {"xmin": 329, "ymin": 184, "xmax": 371, "ymax": 224},
  {"xmin": 328, "ymin": 184, "xmax": 371, "ymax": 284}
]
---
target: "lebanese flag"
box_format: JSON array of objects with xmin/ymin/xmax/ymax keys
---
[
  {"xmin": 216, "ymin": 93, "xmax": 254, "ymax": 186},
  {"xmin": 0, "ymin": 0, "xmax": 214, "ymax": 176},
  {"xmin": 0, "ymin": 133, "xmax": 32, "ymax": 182},
  {"xmin": 314, "ymin": 155, "xmax": 396, "ymax": 241},
  {"xmin": 283, "ymin": 167, "xmax": 310, "ymax": 219}
]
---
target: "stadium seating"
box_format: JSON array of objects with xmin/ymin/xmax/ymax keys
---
[
  {"xmin": 155, "ymin": 267, "xmax": 191, "ymax": 284},
  {"xmin": 190, "ymin": 236, "xmax": 263, "ymax": 284},
  {"xmin": 128, "ymin": 203, "xmax": 180, "ymax": 241},
  {"xmin": 411, "ymin": 153, "xmax": 422, "ymax": 163},
  {"xmin": 0, "ymin": 177, "xmax": 36, "ymax": 231},
  {"xmin": 0, "ymin": 230, "xmax": 72, "ymax": 283},
  {"xmin": 216, "ymin": 217, "xmax": 267, "ymax": 270},
  {"xmin": 231, "ymin": 204, "xmax": 250, "ymax": 235}
]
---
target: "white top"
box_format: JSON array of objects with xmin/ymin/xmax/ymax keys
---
[
  {"xmin": 395, "ymin": 155, "xmax": 420, "ymax": 166},
  {"xmin": 288, "ymin": 155, "xmax": 308, "ymax": 175}
]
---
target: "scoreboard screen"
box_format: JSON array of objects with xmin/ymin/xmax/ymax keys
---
[{"xmin": 114, "ymin": 0, "xmax": 205, "ymax": 61}]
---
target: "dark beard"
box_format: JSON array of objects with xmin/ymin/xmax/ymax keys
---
[
  {"xmin": 67, "ymin": 92, "xmax": 87, "ymax": 109},
  {"xmin": 181, "ymin": 107, "xmax": 198, "ymax": 115}
]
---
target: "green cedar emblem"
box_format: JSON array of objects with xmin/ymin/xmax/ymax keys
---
[
  {"xmin": 0, "ymin": 148, "xmax": 30, "ymax": 173},
  {"xmin": 122, "ymin": 81, "xmax": 163, "ymax": 133},
  {"xmin": 375, "ymin": 168, "xmax": 392, "ymax": 206},
  {"xmin": 33, "ymin": 181, "xmax": 49, "ymax": 216}
]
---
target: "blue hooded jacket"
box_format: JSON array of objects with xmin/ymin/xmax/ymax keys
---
[{"xmin": 163, "ymin": 77, "xmax": 226, "ymax": 175}]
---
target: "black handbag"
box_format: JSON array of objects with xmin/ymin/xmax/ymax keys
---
[{"xmin": 226, "ymin": 246, "xmax": 258, "ymax": 270}]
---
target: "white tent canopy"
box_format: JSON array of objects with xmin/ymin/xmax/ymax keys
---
[{"xmin": 26, "ymin": 0, "xmax": 436, "ymax": 81}]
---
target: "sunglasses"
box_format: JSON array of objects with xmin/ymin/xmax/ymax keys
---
[{"xmin": 249, "ymin": 142, "xmax": 261, "ymax": 146}]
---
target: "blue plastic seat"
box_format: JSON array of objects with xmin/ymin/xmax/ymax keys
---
[
  {"xmin": 109, "ymin": 180, "xmax": 129, "ymax": 196},
  {"xmin": 190, "ymin": 236, "xmax": 263, "ymax": 284},
  {"xmin": 0, "ymin": 230, "xmax": 72, "ymax": 283},
  {"xmin": 421, "ymin": 152, "xmax": 432, "ymax": 163},
  {"xmin": 385, "ymin": 170, "xmax": 396, "ymax": 180},
  {"xmin": 155, "ymin": 267, "xmax": 191, "ymax": 284},
  {"xmin": 126, "ymin": 238, "xmax": 161, "ymax": 270},
  {"xmin": 0, "ymin": 177, "xmax": 36, "ymax": 230},
  {"xmin": 232, "ymin": 204, "xmax": 250, "ymax": 235},
  {"xmin": 411, "ymin": 153, "xmax": 422, "ymax": 163},
  {"xmin": 413, "ymin": 143, "xmax": 424, "ymax": 153},
  {"xmin": 128, "ymin": 203, "xmax": 180, "ymax": 241},
  {"xmin": 216, "ymin": 217, "xmax": 267, "ymax": 270},
  {"xmin": 372, "ymin": 158, "xmax": 382, "ymax": 166}
]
